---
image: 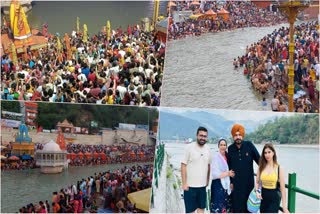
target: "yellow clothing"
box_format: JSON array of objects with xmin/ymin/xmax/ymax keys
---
[
  {"xmin": 68, "ymin": 66, "xmax": 75, "ymax": 73},
  {"xmin": 309, "ymin": 69, "xmax": 316, "ymax": 80},
  {"xmin": 260, "ymin": 165, "xmax": 278, "ymax": 189},
  {"xmin": 107, "ymin": 95, "xmax": 114, "ymax": 104},
  {"xmin": 302, "ymin": 59, "xmax": 309, "ymax": 68}
]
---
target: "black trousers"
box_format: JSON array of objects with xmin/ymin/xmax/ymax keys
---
[{"xmin": 260, "ymin": 188, "xmax": 281, "ymax": 213}]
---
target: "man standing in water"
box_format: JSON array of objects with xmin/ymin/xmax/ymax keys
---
[
  {"xmin": 228, "ymin": 124, "xmax": 260, "ymax": 213},
  {"xmin": 181, "ymin": 127, "xmax": 211, "ymax": 213}
]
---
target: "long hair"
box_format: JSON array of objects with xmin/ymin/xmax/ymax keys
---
[{"xmin": 258, "ymin": 143, "xmax": 278, "ymax": 176}]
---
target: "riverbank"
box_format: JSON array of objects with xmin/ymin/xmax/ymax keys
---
[
  {"xmin": 275, "ymin": 144, "xmax": 319, "ymax": 149},
  {"xmin": 2, "ymin": 162, "xmax": 153, "ymax": 213}
]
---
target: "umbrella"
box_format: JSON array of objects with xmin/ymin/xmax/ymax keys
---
[
  {"xmin": 127, "ymin": 188, "xmax": 151, "ymax": 212},
  {"xmin": 8, "ymin": 155, "xmax": 20, "ymax": 161},
  {"xmin": 0, "ymin": 155, "xmax": 7, "ymax": 160},
  {"xmin": 190, "ymin": 0, "xmax": 200, "ymax": 6},
  {"xmin": 0, "ymin": 145, "xmax": 7, "ymax": 149}
]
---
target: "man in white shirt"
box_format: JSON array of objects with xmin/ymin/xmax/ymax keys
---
[{"xmin": 181, "ymin": 127, "xmax": 211, "ymax": 213}]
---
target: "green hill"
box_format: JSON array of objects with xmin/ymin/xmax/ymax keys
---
[{"xmin": 246, "ymin": 114, "xmax": 319, "ymax": 144}]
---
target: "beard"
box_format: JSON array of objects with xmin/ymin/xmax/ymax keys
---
[
  {"xmin": 234, "ymin": 138, "xmax": 242, "ymax": 145},
  {"xmin": 197, "ymin": 139, "xmax": 206, "ymax": 146}
]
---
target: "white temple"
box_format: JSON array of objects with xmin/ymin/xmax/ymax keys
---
[{"xmin": 35, "ymin": 140, "xmax": 68, "ymax": 173}]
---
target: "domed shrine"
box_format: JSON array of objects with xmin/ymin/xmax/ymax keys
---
[{"xmin": 35, "ymin": 138, "xmax": 68, "ymax": 174}]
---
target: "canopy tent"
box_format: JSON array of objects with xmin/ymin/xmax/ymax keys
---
[
  {"xmin": 100, "ymin": 153, "xmax": 106, "ymax": 160},
  {"xmin": 21, "ymin": 154, "xmax": 32, "ymax": 160},
  {"xmin": 93, "ymin": 152, "xmax": 99, "ymax": 159},
  {"xmin": 77, "ymin": 152, "xmax": 84, "ymax": 159},
  {"xmin": 217, "ymin": 8, "xmax": 230, "ymax": 20},
  {"xmin": 84, "ymin": 152, "xmax": 92, "ymax": 159},
  {"xmin": 199, "ymin": 9, "xmax": 217, "ymax": 20},
  {"xmin": 127, "ymin": 188, "xmax": 151, "ymax": 212},
  {"xmin": 189, "ymin": 13, "xmax": 203, "ymax": 20},
  {"xmin": 70, "ymin": 152, "xmax": 76, "ymax": 160}
]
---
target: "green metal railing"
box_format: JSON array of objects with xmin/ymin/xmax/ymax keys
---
[
  {"xmin": 286, "ymin": 173, "xmax": 319, "ymax": 213},
  {"xmin": 151, "ymin": 143, "xmax": 165, "ymax": 208},
  {"xmin": 205, "ymin": 172, "xmax": 320, "ymax": 212}
]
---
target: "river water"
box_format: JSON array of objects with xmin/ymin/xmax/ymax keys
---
[
  {"xmin": 1, "ymin": 162, "xmax": 152, "ymax": 213},
  {"xmin": 27, "ymin": 1, "xmax": 167, "ymax": 35},
  {"xmin": 161, "ymin": 24, "xmax": 290, "ymax": 111},
  {"xmin": 164, "ymin": 142, "xmax": 319, "ymax": 213}
]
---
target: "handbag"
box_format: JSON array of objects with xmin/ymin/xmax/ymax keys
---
[
  {"xmin": 276, "ymin": 165, "xmax": 280, "ymax": 191},
  {"xmin": 247, "ymin": 181, "xmax": 261, "ymax": 213}
]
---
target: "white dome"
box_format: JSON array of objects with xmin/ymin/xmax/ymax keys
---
[{"xmin": 43, "ymin": 140, "xmax": 61, "ymax": 152}]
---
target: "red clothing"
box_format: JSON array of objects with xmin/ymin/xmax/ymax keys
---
[{"xmin": 88, "ymin": 72, "xmax": 96, "ymax": 82}]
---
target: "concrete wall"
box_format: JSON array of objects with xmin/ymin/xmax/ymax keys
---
[{"xmin": 102, "ymin": 129, "xmax": 149, "ymax": 145}]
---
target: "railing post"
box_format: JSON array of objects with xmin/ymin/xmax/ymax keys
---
[
  {"xmin": 206, "ymin": 189, "xmax": 210, "ymax": 211},
  {"xmin": 288, "ymin": 173, "xmax": 297, "ymax": 213}
]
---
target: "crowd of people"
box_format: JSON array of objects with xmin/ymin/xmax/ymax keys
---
[
  {"xmin": 234, "ymin": 21, "xmax": 319, "ymax": 113},
  {"xmin": 64, "ymin": 143, "xmax": 155, "ymax": 166},
  {"xmin": 1, "ymin": 143, "xmax": 155, "ymax": 170},
  {"xmin": 1, "ymin": 21, "xmax": 165, "ymax": 106},
  {"xmin": 182, "ymin": 125, "xmax": 289, "ymax": 213},
  {"xmin": 168, "ymin": 1, "xmax": 286, "ymax": 40},
  {"xmin": 18, "ymin": 164, "xmax": 153, "ymax": 213}
]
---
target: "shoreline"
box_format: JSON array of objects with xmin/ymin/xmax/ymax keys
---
[
  {"xmin": 168, "ymin": 22, "xmax": 289, "ymax": 43},
  {"xmin": 168, "ymin": 18, "xmax": 316, "ymax": 43},
  {"xmin": 273, "ymin": 144, "xmax": 319, "ymax": 149}
]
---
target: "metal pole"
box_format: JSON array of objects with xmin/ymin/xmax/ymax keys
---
[
  {"xmin": 288, "ymin": 173, "xmax": 297, "ymax": 213},
  {"xmin": 288, "ymin": 13, "xmax": 295, "ymax": 112},
  {"xmin": 278, "ymin": 1, "xmax": 309, "ymax": 112}
]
